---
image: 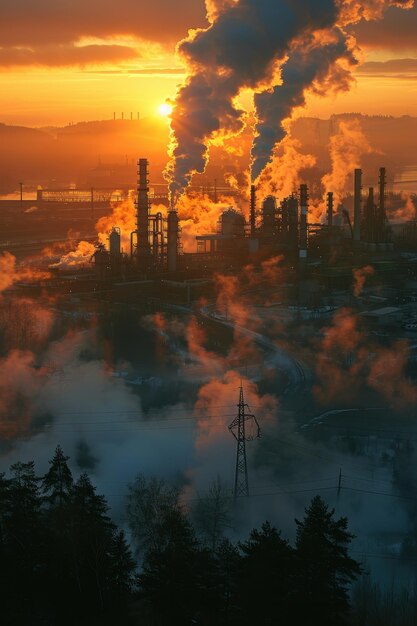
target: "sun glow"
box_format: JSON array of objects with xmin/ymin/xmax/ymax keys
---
[{"xmin": 158, "ymin": 102, "xmax": 173, "ymax": 117}]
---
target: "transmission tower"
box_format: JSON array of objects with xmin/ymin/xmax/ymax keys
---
[{"xmin": 228, "ymin": 384, "xmax": 260, "ymax": 498}]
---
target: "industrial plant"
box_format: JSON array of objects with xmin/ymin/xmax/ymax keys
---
[{"xmin": 62, "ymin": 158, "xmax": 411, "ymax": 300}]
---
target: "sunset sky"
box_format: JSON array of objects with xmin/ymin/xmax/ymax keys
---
[{"xmin": 1, "ymin": 1, "xmax": 417, "ymax": 127}]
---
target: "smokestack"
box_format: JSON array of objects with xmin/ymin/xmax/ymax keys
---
[
  {"xmin": 250, "ymin": 185, "xmax": 256, "ymax": 237},
  {"xmin": 327, "ymin": 192, "xmax": 334, "ymax": 229},
  {"xmin": 135, "ymin": 159, "xmax": 151, "ymax": 259},
  {"xmin": 299, "ymin": 184, "xmax": 308, "ymax": 261},
  {"xmin": 379, "ymin": 167, "xmax": 386, "ymax": 216},
  {"xmin": 167, "ymin": 210, "xmax": 179, "ymax": 273},
  {"xmin": 354, "ymin": 168, "xmax": 362, "ymax": 243}
]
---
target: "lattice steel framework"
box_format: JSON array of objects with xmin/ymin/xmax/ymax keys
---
[{"xmin": 229, "ymin": 385, "xmax": 260, "ymax": 498}]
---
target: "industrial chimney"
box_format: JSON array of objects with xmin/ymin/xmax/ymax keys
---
[
  {"xmin": 167, "ymin": 210, "xmax": 179, "ymax": 273},
  {"xmin": 353, "ymin": 168, "xmax": 362, "ymax": 243},
  {"xmin": 327, "ymin": 192, "xmax": 334, "ymax": 229},
  {"xmin": 379, "ymin": 167, "xmax": 386, "ymax": 214},
  {"xmin": 250, "ymin": 185, "xmax": 256, "ymax": 236},
  {"xmin": 299, "ymin": 184, "xmax": 308, "ymax": 261},
  {"xmin": 134, "ymin": 158, "xmax": 151, "ymax": 259}
]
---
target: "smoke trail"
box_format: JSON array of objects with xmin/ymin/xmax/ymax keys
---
[
  {"xmin": 166, "ymin": 0, "xmax": 339, "ymax": 202},
  {"xmin": 166, "ymin": 0, "xmax": 414, "ymax": 198},
  {"xmin": 0, "ymin": 251, "xmax": 50, "ymax": 292},
  {"xmin": 321, "ymin": 117, "xmax": 374, "ymax": 205},
  {"xmin": 251, "ymin": 27, "xmax": 357, "ymax": 181}
]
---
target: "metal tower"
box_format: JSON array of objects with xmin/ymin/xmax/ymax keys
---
[{"xmin": 228, "ymin": 385, "xmax": 260, "ymax": 498}]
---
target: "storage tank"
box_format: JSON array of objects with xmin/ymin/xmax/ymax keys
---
[{"xmin": 220, "ymin": 209, "xmax": 245, "ymax": 237}]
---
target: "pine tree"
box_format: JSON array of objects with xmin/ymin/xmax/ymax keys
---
[
  {"xmin": 41, "ymin": 447, "xmax": 75, "ymax": 623},
  {"xmin": 295, "ymin": 495, "xmax": 362, "ymax": 626},
  {"xmin": 109, "ymin": 530, "xmax": 137, "ymax": 611},
  {"xmin": 6, "ymin": 461, "xmax": 44, "ymax": 622},
  {"xmin": 42, "ymin": 444, "xmax": 73, "ymax": 508},
  {"xmin": 139, "ymin": 506, "xmax": 216, "ymax": 626},
  {"xmin": 237, "ymin": 521, "xmax": 295, "ymax": 625},
  {"xmin": 70, "ymin": 473, "xmax": 116, "ymax": 615}
]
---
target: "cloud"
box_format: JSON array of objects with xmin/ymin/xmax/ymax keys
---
[
  {"xmin": 350, "ymin": 4, "xmax": 417, "ymax": 50},
  {"xmin": 0, "ymin": 44, "xmax": 139, "ymax": 68},
  {"xmin": 357, "ymin": 57, "xmax": 417, "ymax": 77},
  {"xmin": 0, "ymin": 0, "xmax": 207, "ymax": 48}
]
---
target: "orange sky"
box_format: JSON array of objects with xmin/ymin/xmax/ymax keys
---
[{"xmin": 1, "ymin": 1, "xmax": 417, "ymax": 127}]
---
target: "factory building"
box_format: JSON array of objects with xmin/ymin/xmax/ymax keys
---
[{"xmin": 92, "ymin": 158, "xmax": 398, "ymax": 283}]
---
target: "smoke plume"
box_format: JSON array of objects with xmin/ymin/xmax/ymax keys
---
[
  {"xmin": 322, "ymin": 117, "xmax": 374, "ymax": 207},
  {"xmin": 0, "ymin": 251, "xmax": 50, "ymax": 291},
  {"xmin": 166, "ymin": 0, "xmax": 413, "ymax": 199}
]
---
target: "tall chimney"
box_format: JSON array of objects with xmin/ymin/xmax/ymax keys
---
[
  {"xmin": 299, "ymin": 184, "xmax": 308, "ymax": 261},
  {"xmin": 250, "ymin": 185, "xmax": 256, "ymax": 236},
  {"xmin": 353, "ymin": 168, "xmax": 362, "ymax": 243},
  {"xmin": 167, "ymin": 210, "xmax": 179, "ymax": 273},
  {"xmin": 327, "ymin": 192, "xmax": 334, "ymax": 229},
  {"xmin": 135, "ymin": 159, "xmax": 151, "ymax": 259},
  {"xmin": 379, "ymin": 166, "xmax": 386, "ymax": 217},
  {"xmin": 378, "ymin": 167, "xmax": 387, "ymax": 243}
]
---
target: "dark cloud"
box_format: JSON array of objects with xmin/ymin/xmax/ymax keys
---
[
  {"xmin": 0, "ymin": 0, "xmax": 207, "ymax": 47},
  {"xmin": 350, "ymin": 4, "xmax": 417, "ymax": 50}
]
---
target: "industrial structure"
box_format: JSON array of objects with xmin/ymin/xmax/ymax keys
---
[
  {"xmin": 84, "ymin": 158, "xmax": 399, "ymax": 284},
  {"xmin": 228, "ymin": 385, "xmax": 260, "ymax": 498}
]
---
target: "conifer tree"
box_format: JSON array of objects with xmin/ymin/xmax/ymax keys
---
[
  {"xmin": 294, "ymin": 495, "xmax": 362, "ymax": 626},
  {"xmin": 140, "ymin": 506, "xmax": 215, "ymax": 626},
  {"xmin": 42, "ymin": 444, "xmax": 73, "ymax": 508},
  {"xmin": 237, "ymin": 521, "xmax": 295, "ymax": 625}
]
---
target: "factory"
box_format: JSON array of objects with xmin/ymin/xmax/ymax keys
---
[{"xmin": 90, "ymin": 158, "xmax": 396, "ymax": 285}]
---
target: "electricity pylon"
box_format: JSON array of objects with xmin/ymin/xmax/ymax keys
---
[{"xmin": 228, "ymin": 384, "xmax": 260, "ymax": 498}]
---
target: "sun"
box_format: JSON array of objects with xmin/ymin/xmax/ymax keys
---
[{"xmin": 158, "ymin": 103, "xmax": 173, "ymax": 117}]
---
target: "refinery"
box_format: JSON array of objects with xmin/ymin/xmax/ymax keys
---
[{"xmin": 3, "ymin": 158, "xmax": 415, "ymax": 314}]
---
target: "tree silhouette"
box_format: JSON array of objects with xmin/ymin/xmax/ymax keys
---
[
  {"xmin": 294, "ymin": 495, "xmax": 362, "ymax": 626},
  {"xmin": 139, "ymin": 505, "xmax": 217, "ymax": 626},
  {"xmin": 42, "ymin": 444, "xmax": 73, "ymax": 508},
  {"xmin": 237, "ymin": 521, "xmax": 295, "ymax": 625},
  {"xmin": 126, "ymin": 473, "xmax": 180, "ymax": 553}
]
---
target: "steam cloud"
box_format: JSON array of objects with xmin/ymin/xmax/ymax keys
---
[{"xmin": 166, "ymin": 0, "xmax": 414, "ymax": 201}]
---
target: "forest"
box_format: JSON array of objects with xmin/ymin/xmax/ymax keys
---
[{"xmin": 0, "ymin": 444, "xmax": 396, "ymax": 626}]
